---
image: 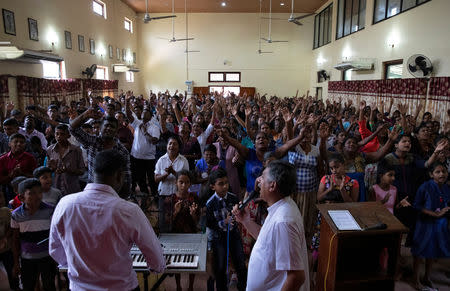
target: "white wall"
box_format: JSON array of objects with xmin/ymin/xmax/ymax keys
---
[
  {"xmin": 311, "ymin": 0, "xmax": 450, "ymax": 98},
  {"xmin": 137, "ymin": 12, "xmax": 315, "ymax": 96},
  {"xmin": 0, "ymin": 0, "xmax": 140, "ymax": 105}
]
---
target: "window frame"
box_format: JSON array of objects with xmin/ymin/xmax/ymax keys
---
[
  {"xmin": 208, "ymin": 72, "xmax": 241, "ymax": 83},
  {"xmin": 342, "ymin": 69, "xmax": 352, "ymax": 81},
  {"xmin": 313, "ymin": 3, "xmax": 333, "ymax": 49},
  {"xmin": 383, "ymin": 59, "xmax": 403, "ymax": 79},
  {"xmin": 125, "ymin": 71, "xmax": 134, "ymax": 83},
  {"xmin": 42, "ymin": 60, "xmax": 62, "ymax": 80},
  {"xmin": 373, "ymin": 0, "xmax": 431, "ymax": 24},
  {"xmin": 208, "ymin": 85, "xmax": 241, "ymax": 96},
  {"xmin": 95, "ymin": 65, "xmax": 108, "ymax": 80},
  {"xmin": 93, "ymin": 0, "xmax": 107, "ymax": 19},
  {"xmin": 336, "ymin": 0, "xmax": 366, "ymax": 40},
  {"xmin": 124, "ymin": 17, "xmax": 133, "ymax": 33}
]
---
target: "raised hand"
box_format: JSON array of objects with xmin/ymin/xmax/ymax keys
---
[
  {"xmin": 319, "ymin": 123, "xmax": 331, "ymax": 140},
  {"xmin": 388, "ymin": 126, "xmax": 401, "ymax": 141},
  {"xmin": 5, "ymin": 102, "xmax": 14, "ymax": 111},
  {"xmin": 398, "ymin": 103, "xmax": 408, "ymax": 116},
  {"xmin": 189, "ymin": 202, "xmax": 198, "ymax": 216},
  {"xmin": 174, "ymin": 200, "xmax": 183, "ymax": 215},
  {"xmin": 399, "ymin": 196, "xmax": 411, "ymax": 208},
  {"xmin": 231, "ymin": 104, "xmax": 239, "ymax": 116},
  {"xmin": 359, "ymin": 100, "xmax": 366, "ymax": 111},
  {"xmin": 281, "ymin": 107, "xmax": 293, "ymax": 123},
  {"xmin": 245, "ymin": 105, "xmax": 252, "ymax": 116},
  {"xmin": 434, "ymin": 139, "xmax": 449, "ymax": 154}
]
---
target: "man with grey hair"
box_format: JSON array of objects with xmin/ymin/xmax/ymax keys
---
[{"xmin": 233, "ymin": 160, "xmax": 310, "ymax": 291}]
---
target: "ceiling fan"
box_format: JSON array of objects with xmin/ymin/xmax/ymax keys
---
[
  {"xmin": 262, "ymin": 0, "xmax": 315, "ymax": 26},
  {"xmin": 257, "ymin": 0, "xmax": 273, "ymax": 54},
  {"xmin": 143, "ymin": 0, "xmax": 176, "ymax": 23},
  {"xmin": 159, "ymin": 0, "xmax": 194, "ymax": 42},
  {"xmin": 261, "ymin": 0, "xmax": 288, "ymax": 43}
]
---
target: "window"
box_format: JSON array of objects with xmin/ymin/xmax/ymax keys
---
[
  {"xmin": 96, "ymin": 66, "xmax": 108, "ymax": 80},
  {"xmin": 336, "ymin": 0, "xmax": 365, "ymax": 39},
  {"xmin": 126, "ymin": 71, "xmax": 134, "ymax": 82},
  {"xmin": 313, "ymin": 4, "xmax": 333, "ymax": 49},
  {"xmin": 383, "ymin": 60, "xmax": 403, "ymax": 79},
  {"xmin": 373, "ymin": 0, "xmax": 431, "ymax": 23},
  {"xmin": 42, "ymin": 60, "xmax": 61, "ymax": 79},
  {"xmin": 93, "ymin": 0, "xmax": 106, "ymax": 19},
  {"xmin": 209, "ymin": 86, "xmax": 240, "ymax": 96},
  {"xmin": 208, "ymin": 72, "xmax": 241, "ymax": 83},
  {"xmin": 124, "ymin": 18, "xmax": 132, "ymax": 32}
]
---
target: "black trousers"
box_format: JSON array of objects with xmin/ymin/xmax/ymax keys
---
[
  {"xmin": 211, "ymin": 231, "xmax": 247, "ymax": 291},
  {"xmin": 0, "ymin": 250, "xmax": 19, "ymax": 289},
  {"xmin": 21, "ymin": 256, "xmax": 57, "ymax": 291},
  {"xmin": 131, "ymin": 156, "xmax": 157, "ymax": 196}
]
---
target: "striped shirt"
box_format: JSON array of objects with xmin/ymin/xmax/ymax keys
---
[{"xmin": 10, "ymin": 202, "xmax": 54, "ymax": 259}]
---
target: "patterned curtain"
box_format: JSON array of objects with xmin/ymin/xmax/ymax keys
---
[
  {"xmin": 0, "ymin": 75, "xmax": 9, "ymax": 99},
  {"xmin": 80, "ymin": 79, "xmax": 118, "ymax": 99},
  {"xmin": 328, "ymin": 78, "xmax": 428, "ymax": 115},
  {"xmin": 16, "ymin": 76, "xmax": 82, "ymax": 108},
  {"xmin": 428, "ymin": 77, "xmax": 450, "ymax": 126}
]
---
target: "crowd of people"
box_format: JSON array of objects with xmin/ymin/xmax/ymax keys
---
[{"xmin": 0, "ymin": 89, "xmax": 449, "ymax": 291}]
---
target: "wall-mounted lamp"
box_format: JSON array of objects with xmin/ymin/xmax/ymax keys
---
[
  {"xmin": 46, "ymin": 29, "xmax": 58, "ymax": 48},
  {"xmin": 98, "ymin": 45, "xmax": 106, "ymax": 57}
]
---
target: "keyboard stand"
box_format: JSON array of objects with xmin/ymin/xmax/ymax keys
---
[{"xmin": 149, "ymin": 273, "xmax": 173, "ymax": 291}]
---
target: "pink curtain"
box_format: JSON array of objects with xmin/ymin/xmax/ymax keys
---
[
  {"xmin": 80, "ymin": 79, "xmax": 118, "ymax": 99},
  {"xmin": 428, "ymin": 77, "xmax": 450, "ymax": 126}
]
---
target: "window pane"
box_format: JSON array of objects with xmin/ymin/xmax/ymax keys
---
[
  {"xmin": 93, "ymin": 1, "xmax": 103, "ymax": 16},
  {"xmin": 359, "ymin": 0, "xmax": 366, "ymax": 29},
  {"xmin": 225, "ymin": 73, "xmax": 240, "ymax": 82},
  {"xmin": 323, "ymin": 9, "xmax": 329, "ymax": 44},
  {"xmin": 319, "ymin": 12, "xmax": 324, "ymax": 47},
  {"xmin": 314, "ymin": 15, "xmax": 319, "ymax": 48},
  {"xmin": 344, "ymin": 69, "xmax": 352, "ymax": 81},
  {"xmin": 124, "ymin": 20, "xmax": 130, "ymax": 30},
  {"xmin": 42, "ymin": 61, "xmax": 60, "ymax": 79},
  {"xmin": 209, "ymin": 73, "xmax": 224, "ymax": 82},
  {"xmin": 402, "ymin": 0, "xmax": 416, "ymax": 11},
  {"xmin": 387, "ymin": 0, "xmax": 401, "ymax": 17},
  {"xmin": 351, "ymin": 0, "xmax": 360, "ymax": 33},
  {"xmin": 387, "ymin": 64, "xmax": 403, "ymax": 79},
  {"xmin": 374, "ymin": 0, "xmax": 386, "ymax": 22},
  {"xmin": 344, "ymin": 0, "xmax": 352, "ymax": 36},
  {"xmin": 328, "ymin": 5, "xmax": 333, "ymax": 43},
  {"xmin": 337, "ymin": 0, "xmax": 344, "ymax": 38}
]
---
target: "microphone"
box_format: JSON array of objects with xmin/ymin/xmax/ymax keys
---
[
  {"xmin": 363, "ymin": 223, "xmax": 387, "ymax": 231},
  {"xmin": 238, "ymin": 191, "xmax": 259, "ymax": 210}
]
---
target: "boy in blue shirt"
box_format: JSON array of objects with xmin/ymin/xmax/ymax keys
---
[
  {"xmin": 11, "ymin": 178, "xmax": 56, "ymax": 291},
  {"xmin": 206, "ymin": 168, "xmax": 247, "ymax": 291}
]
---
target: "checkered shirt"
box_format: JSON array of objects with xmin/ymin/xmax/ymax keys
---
[{"xmin": 288, "ymin": 144, "xmax": 319, "ymax": 193}]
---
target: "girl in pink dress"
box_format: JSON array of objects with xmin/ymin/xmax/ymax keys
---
[{"xmin": 368, "ymin": 161, "xmax": 397, "ymax": 214}]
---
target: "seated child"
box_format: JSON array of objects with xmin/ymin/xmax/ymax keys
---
[
  {"xmin": 206, "ymin": 168, "xmax": 247, "ymax": 291},
  {"xmin": 11, "ymin": 178, "xmax": 56, "ymax": 291},
  {"xmin": 33, "ymin": 166, "xmax": 62, "ymax": 206}
]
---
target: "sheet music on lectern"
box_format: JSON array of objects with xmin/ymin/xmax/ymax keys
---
[{"xmin": 328, "ymin": 210, "xmax": 362, "ymax": 231}]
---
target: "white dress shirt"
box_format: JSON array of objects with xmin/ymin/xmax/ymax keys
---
[
  {"xmin": 19, "ymin": 128, "xmax": 48, "ymax": 149},
  {"xmin": 154, "ymin": 153, "xmax": 189, "ymax": 196},
  {"xmin": 247, "ymin": 197, "xmax": 310, "ymax": 291},
  {"xmin": 195, "ymin": 123, "xmax": 214, "ymax": 154},
  {"xmin": 49, "ymin": 183, "xmax": 165, "ymax": 291},
  {"xmin": 130, "ymin": 119, "xmax": 161, "ymax": 160}
]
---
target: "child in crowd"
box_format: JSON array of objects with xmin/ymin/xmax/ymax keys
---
[
  {"xmin": 206, "ymin": 168, "xmax": 247, "ymax": 291},
  {"xmin": 9, "ymin": 176, "xmax": 27, "ymax": 210},
  {"xmin": 412, "ymin": 162, "xmax": 450, "ymax": 290},
  {"xmin": 164, "ymin": 170, "xmax": 199, "ymax": 291},
  {"xmin": 194, "ymin": 144, "xmax": 220, "ymax": 196},
  {"xmin": 368, "ymin": 160, "xmax": 397, "ymax": 214},
  {"xmin": 311, "ymin": 154, "xmax": 359, "ymax": 273},
  {"xmin": 11, "ymin": 178, "xmax": 56, "ymax": 291},
  {"xmin": 33, "ymin": 166, "xmax": 62, "ymax": 206}
]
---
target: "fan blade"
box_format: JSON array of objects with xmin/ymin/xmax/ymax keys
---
[
  {"xmin": 184, "ymin": 50, "xmax": 200, "ymax": 53},
  {"xmin": 261, "ymin": 17, "xmax": 285, "ymax": 20},
  {"xmin": 271, "ymin": 40, "xmax": 289, "ymax": 43},
  {"xmin": 156, "ymin": 37, "xmax": 170, "ymax": 40},
  {"xmin": 291, "ymin": 20, "xmax": 303, "ymax": 25},
  {"xmin": 292, "ymin": 13, "xmax": 316, "ymax": 21},
  {"xmin": 151, "ymin": 15, "xmax": 177, "ymax": 20},
  {"xmin": 408, "ymin": 64, "xmax": 418, "ymax": 73},
  {"xmin": 174, "ymin": 38, "xmax": 194, "ymax": 41},
  {"xmin": 261, "ymin": 38, "xmax": 269, "ymax": 42}
]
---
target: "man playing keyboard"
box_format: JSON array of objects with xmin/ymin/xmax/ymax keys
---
[{"xmin": 49, "ymin": 150, "xmax": 165, "ymax": 291}]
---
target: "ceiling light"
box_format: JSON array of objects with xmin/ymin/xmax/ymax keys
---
[
  {"xmin": 280, "ymin": 3, "xmax": 285, "ymax": 6},
  {"xmin": 221, "ymin": 2, "xmax": 226, "ymax": 7}
]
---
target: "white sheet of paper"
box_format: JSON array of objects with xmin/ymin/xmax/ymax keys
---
[{"xmin": 328, "ymin": 210, "xmax": 362, "ymax": 231}]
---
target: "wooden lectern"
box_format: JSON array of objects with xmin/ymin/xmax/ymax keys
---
[{"xmin": 316, "ymin": 202, "xmax": 408, "ymax": 291}]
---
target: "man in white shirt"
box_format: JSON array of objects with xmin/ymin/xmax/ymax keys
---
[
  {"xmin": 126, "ymin": 101, "xmax": 160, "ymax": 196},
  {"xmin": 49, "ymin": 149, "xmax": 165, "ymax": 291},
  {"xmin": 233, "ymin": 160, "xmax": 309, "ymax": 291},
  {"xmin": 19, "ymin": 115, "xmax": 47, "ymax": 149}
]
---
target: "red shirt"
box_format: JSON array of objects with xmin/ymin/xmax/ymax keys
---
[
  {"xmin": 358, "ymin": 120, "xmax": 380, "ymax": 153},
  {"xmin": 0, "ymin": 151, "xmax": 38, "ymax": 184}
]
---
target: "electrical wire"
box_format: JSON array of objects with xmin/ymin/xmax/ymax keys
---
[{"xmin": 324, "ymin": 233, "xmax": 337, "ymax": 291}]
